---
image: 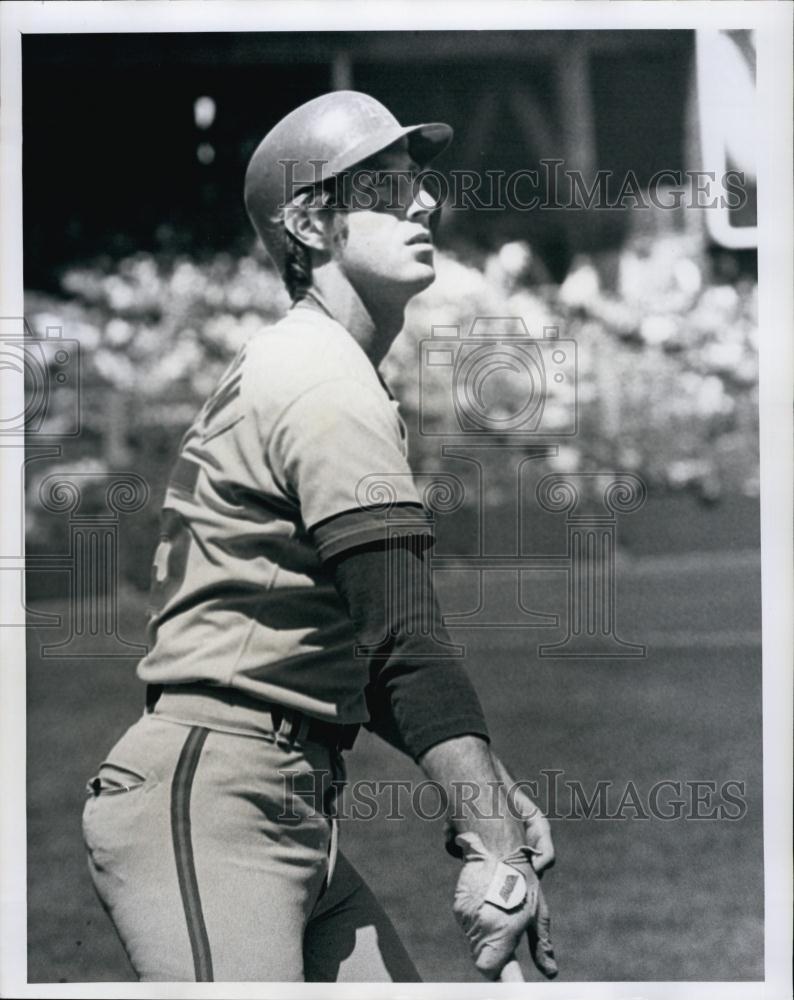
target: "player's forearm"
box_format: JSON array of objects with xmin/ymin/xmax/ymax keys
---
[{"xmin": 418, "ymin": 735, "xmax": 526, "ymax": 856}]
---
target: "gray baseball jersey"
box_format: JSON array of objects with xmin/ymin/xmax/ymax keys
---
[{"xmin": 138, "ymin": 303, "xmax": 431, "ymax": 724}]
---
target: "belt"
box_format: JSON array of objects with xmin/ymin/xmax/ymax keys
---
[{"xmin": 146, "ymin": 683, "xmax": 359, "ymax": 751}]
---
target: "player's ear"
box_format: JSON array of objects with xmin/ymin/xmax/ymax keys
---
[{"xmin": 284, "ymin": 198, "xmax": 331, "ymax": 253}]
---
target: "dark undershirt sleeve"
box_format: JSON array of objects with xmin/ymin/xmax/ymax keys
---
[{"xmin": 319, "ymin": 530, "xmax": 490, "ymax": 761}]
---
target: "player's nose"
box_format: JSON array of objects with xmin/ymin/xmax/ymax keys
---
[{"xmin": 406, "ymin": 178, "xmax": 440, "ymax": 222}]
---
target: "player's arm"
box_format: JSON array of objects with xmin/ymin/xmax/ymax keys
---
[
  {"xmin": 326, "ymin": 535, "xmax": 552, "ymax": 862},
  {"xmin": 325, "ymin": 535, "xmax": 490, "ymax": 759},
  {"xmin": 326, "ymin": 534, "xmax": 557, "ymax": 980},
  {"xmin": 264, "ymin": 373, "xmax": 488, "ymax": 757}
]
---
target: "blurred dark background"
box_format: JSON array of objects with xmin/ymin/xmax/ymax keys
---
[{"xmin": 24, "ymin": 30, "xmax": 698, "ymax": 287}]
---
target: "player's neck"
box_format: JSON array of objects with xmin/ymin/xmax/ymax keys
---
[{"xmin": 305, "ymin": 268, "xmax": 406, "ymax": 367}]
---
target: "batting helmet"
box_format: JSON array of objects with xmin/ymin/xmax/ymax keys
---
[{"xmin": 244, "ymin": 91, "xmax": 453, "ymax": 276}]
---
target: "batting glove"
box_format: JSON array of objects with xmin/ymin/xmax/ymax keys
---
[{"xmin": 452, "ymin": 831, "xmax": 558, "ymax": 981}]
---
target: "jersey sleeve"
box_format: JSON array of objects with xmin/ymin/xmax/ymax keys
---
[{"xmin": 266, "ymin": 377, "xmax": 433, "ymax": 560}]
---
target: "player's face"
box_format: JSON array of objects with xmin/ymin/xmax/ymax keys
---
[{"xmin": 329, "ymin": 140, "xmax": 441, "ymax": 300}]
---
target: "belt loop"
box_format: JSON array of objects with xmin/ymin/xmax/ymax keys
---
[
  {"xmin": 269, "ymin": 706, "xmax": 284, "ymax": 740},
  {"xmin": 273, "ymin": 708, "xmax": 295, "ymax": 744},
  {"xmin": 278, "ymin": 710, "xmax": 304, "ymax": 744}
]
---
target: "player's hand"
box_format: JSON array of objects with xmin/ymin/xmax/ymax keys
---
[{"xmin": 452, "ymin": 831, "xmax": 558, "ymax": 981}]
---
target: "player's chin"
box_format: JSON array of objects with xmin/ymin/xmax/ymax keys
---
[{"xmin": 402, "ymin": 258, "xmax": 436, "ymax": 292}]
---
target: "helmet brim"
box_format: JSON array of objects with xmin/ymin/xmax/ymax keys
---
[
  {"xmin": 324, "ymin": 121, "xmax": 453, "ymax": 181},
  {"xmin": 405, "ymin": 122, "xmax": 455, "ymax": 166}
]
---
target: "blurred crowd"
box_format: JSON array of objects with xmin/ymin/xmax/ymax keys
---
[
  {"xmin": 23, "ymin": 226, "xmax": 758, "ymax": 580},
  {"xmin": 393, "ymin": 228, "xmax": 757, "ymax": 502}
]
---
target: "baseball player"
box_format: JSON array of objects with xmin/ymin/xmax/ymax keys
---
[{"xmin": 82, "ymin": 91, "xmax": 557, "ymax": 983}]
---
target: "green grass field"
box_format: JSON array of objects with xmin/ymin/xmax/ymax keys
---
[{"xmin": 26, "ymin": 550, "xmax": 763, "ymax": 983}]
